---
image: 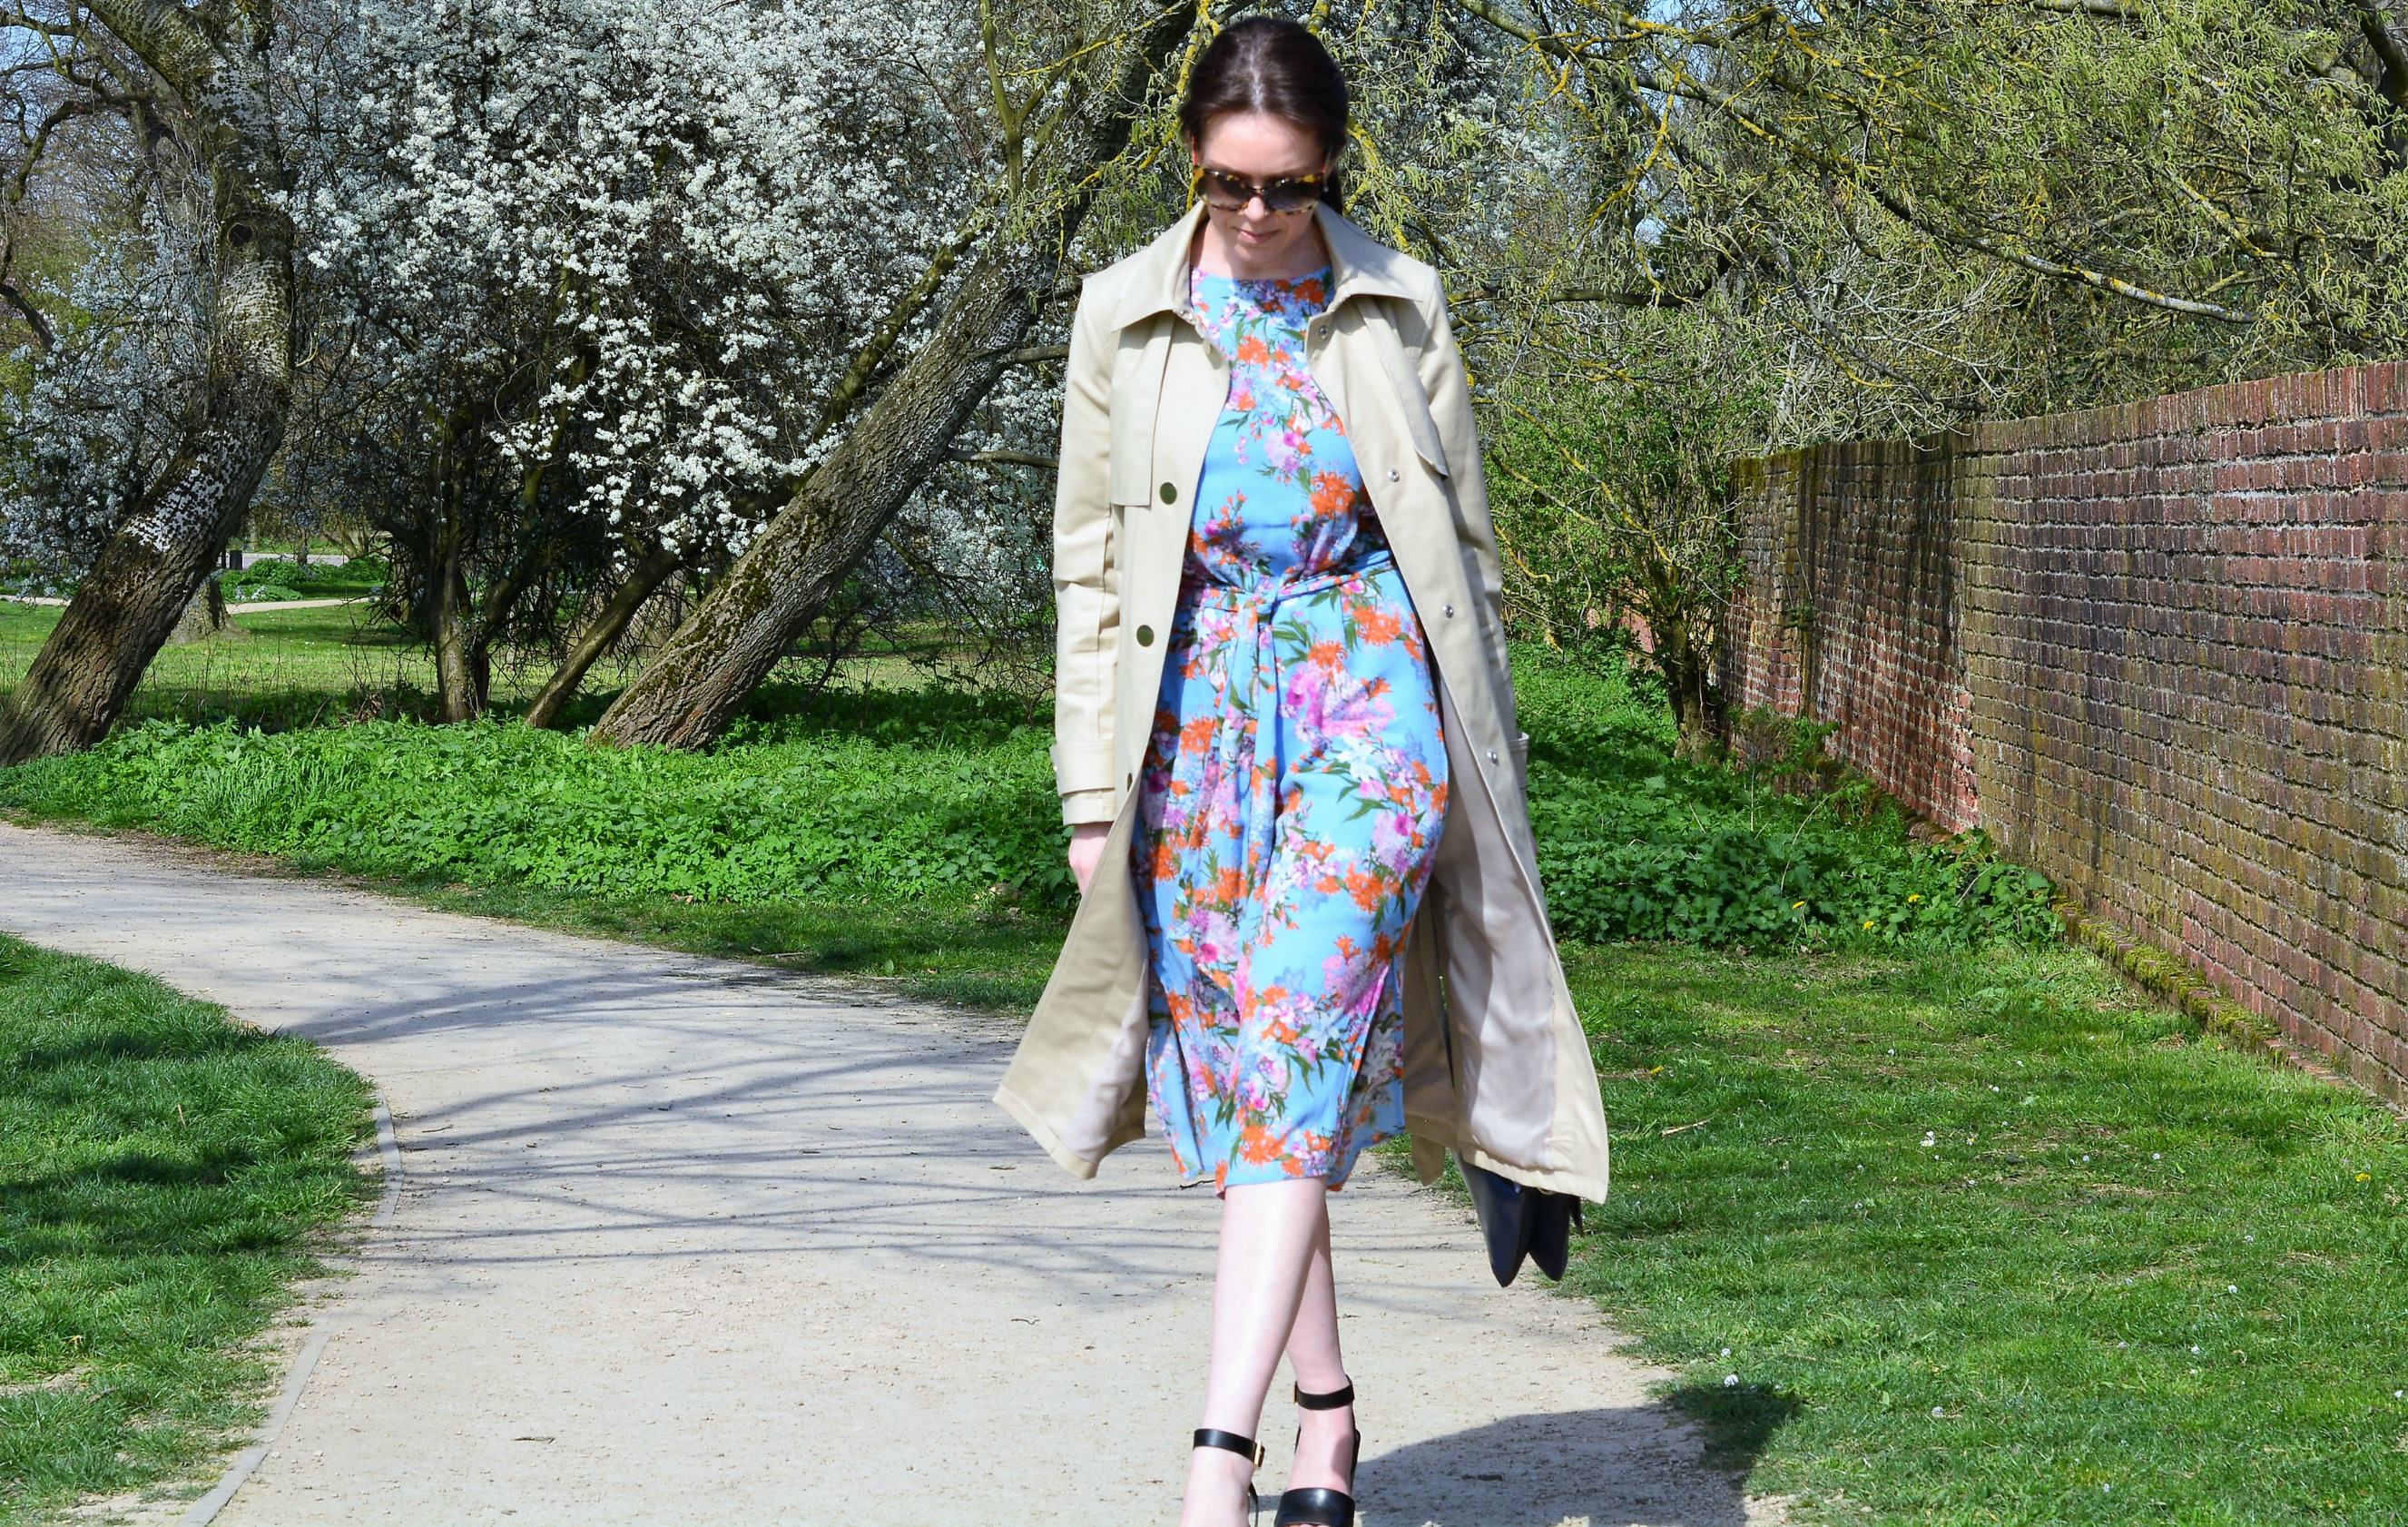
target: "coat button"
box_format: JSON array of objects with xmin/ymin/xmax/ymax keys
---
[
  {"xmin": 1136, "ymin": 624, "xmax": 1155, "ymax": 645},
  {"xmin": 1443, "ymin": 602, "xmax": 1455, "ymax": 617},
  {"xmin": 1387, "ymin": 468, "xmax": 1400, "ymax": 481},
  {"xmin": 1159, "ymin": 481, "xmax": 1177, "ymax": 504},
  {"xmin": 1487, "ymin": 749, "xmax": 1500, "ymax": 764}
]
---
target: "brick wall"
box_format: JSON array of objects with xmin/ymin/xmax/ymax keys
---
[{"xmin": 1723, "ymin": 362, "xmax": 2408, "ymax": 1107}]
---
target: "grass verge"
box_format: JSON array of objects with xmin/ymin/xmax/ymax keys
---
[
  {"xmin": 0, "ymin": 934, "xmax": 378, "ymax": 1527},
  {"xmin": 1508, "ymin": 937, "xmax": 2406, "ymax": 1523}
]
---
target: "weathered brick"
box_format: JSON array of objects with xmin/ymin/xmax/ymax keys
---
[{"xmin": 1724, "ymin": 360, "xmax": 2408, "ymax": 1108}]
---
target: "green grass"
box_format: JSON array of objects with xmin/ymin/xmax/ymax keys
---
[
  {"xmin": 0, "ymin": 682, "xmax": 1079, "ymax": 1014},
  {"xmin": 0, "ymin": 933, "xmax": 378, "ymax": 1527},
  {"xmin": 0, "ymin": 599, "xmax": 1039, "ymax": 738},
  {"xmin": 1522, "ymin": 939, "xmax": 2408, "ymax": 1522},
  {"xmin": 5, "ymin": 610, "xmax": 2405, "ymax": 1523},
  {"xmin": 1, "ymin": 602, "xmax": 434, "ymax": 734}
]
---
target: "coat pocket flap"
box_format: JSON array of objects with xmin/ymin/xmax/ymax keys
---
[
  {"xmin": 1376, "ymin": 339, "xmax": 1451, "ymax": 478},
  {"xmin": 1402, "ymin": 396, "xmax": 1451, "ymax": 478},
  {"xmin": 1106, "ymin": 321, "xmax": 1173, "ymax": 505}
]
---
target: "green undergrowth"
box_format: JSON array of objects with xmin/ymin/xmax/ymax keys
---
[
  {"xmin": 0, "ymin": 934, "xmax": 378, "ymax": 1525},
  {"xmin": 0, "ymin": 683, "xmax": 1078, "ymax": 916},
  {"xmin": 0, "ymin": 650, "xmax": 2055, "ymax": 979},
  {"xmin": 217, "ymin": 555, "xmax": 388, "ymax": 604},
  {"xmin": 1512, "ymin": 655, "xmax": 2060, "ymax": 953}
]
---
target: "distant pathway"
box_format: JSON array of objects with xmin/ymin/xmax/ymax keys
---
[
  {"xmin": 5, "ymin": 595, "xmax": 367, "ymax": 614},
  {"xmin": 1, "ymin": 821, "xmax": 1789, "ymax": 1527}
]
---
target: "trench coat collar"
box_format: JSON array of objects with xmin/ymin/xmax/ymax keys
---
[{"xmin": 1098, "ymin": 197, "xmax": 1419, "ymax": 334}]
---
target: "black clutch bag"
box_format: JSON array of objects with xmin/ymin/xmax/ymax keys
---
[{"xmin": 1460, "ymin": 1156, "xmax": 1586, "ymax": 1287}]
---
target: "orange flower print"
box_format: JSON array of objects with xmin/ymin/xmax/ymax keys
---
[
  {"xmin": 1351, "ymin": 605, "xmax": 1402, "ymax": 645},
  {"xmin": 1309, "ymin": 470, "xmax": 1353, "ymax": 520},
  {"xmin": 1238, "ymin": 1121, "xmax": 1285, "ymax": 1164}
]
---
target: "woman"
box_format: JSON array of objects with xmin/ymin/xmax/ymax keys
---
[{"xmin": 993, "ymin": 18, "xmax": 1611, "ymax": 1526}]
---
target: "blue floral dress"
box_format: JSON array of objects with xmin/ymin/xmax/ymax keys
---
[{"xmin": 1132, "ymin": 259, "xmax": 1450, "ymax": 1194}]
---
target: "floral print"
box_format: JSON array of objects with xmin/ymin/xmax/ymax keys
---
[{"xmin": 1132, "ymin": 259, "xmax": 1450, "ymax": 1194}]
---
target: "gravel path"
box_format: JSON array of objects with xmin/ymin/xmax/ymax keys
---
[{"xmin": 2, "ymin": 821, "xmax": 1791, "ymax": 1527}]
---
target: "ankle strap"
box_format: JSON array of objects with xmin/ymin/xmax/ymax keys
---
[
  {"xmin": 1194, "ymin": 1426, "xmax": 1262, "ymax": 1462},
  {"xmin": 1293, "ymin": 1380, "xmax": 1354, "ymax": 1410}
]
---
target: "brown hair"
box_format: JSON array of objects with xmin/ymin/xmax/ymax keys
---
[{"xmin": 1176, "ymin": 16, "xmax": 1351, "ymax": 210}]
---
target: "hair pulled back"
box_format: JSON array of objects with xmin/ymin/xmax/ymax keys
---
[{"xmin": 1176, "ymin": 16, "xmax": 1351, "ymax": 210}]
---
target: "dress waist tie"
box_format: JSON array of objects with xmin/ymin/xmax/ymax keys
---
[{"xmin": 1191, "ymin": 544, "xmax": 1399, "ymax": 897}]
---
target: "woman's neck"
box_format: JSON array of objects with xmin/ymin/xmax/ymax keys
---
[{"xmin": 1190, "ymin": 217, "xmax": 1332, "ymax": 283}]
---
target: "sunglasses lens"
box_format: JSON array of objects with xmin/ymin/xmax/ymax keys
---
[{"xmin": 1199, "ymin": 169, "xmax": 1318, "ymax": 212}]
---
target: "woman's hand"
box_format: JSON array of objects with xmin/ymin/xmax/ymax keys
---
[{"xmin": 1066, "ymin": 822, "xmax": 1111, "ymax": 893}]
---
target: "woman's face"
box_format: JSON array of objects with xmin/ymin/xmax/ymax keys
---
[{"xmin": 1190, "ymin": 110, "xmax": 1332, "ymax": 272}]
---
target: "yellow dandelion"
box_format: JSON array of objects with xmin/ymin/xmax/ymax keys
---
[
  {"xmin": 1907, "ymin": 892, "xmax": 1922, "ymax": 903},
  {"xmin": 1792, "ymin": 900, "xmax": 1806, "ymax": 909},
  {"xmin": 1863, "ymin": 918, "xmax": 1875, "ymax": 930},
  {"xmin": 2357, "ymin": 1171, "xmax": 2372, "ymax": 1182}
]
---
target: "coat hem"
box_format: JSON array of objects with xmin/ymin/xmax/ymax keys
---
[
  {"xmin": 995, "ymin": 1082, "xmax": 1147, "ymax": 1181},
  {"xmin": 1405, "ymin": 1111, "xmax": 1609, "ymax": 1203}
]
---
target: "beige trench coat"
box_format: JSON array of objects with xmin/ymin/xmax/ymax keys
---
[{"xmin": 993, "ymin": 197, "xmax": 1611, "ymax": 1202}]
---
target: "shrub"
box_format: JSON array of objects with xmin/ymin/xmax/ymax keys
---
[{"xmin": 1516, "ymin": 655, "xmax": 2059, "ymax": 953}]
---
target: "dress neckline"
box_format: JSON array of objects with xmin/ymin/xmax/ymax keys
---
[{"xmin": 1192, "ymin": 261, "xmax": 1332, "ymax": 292}]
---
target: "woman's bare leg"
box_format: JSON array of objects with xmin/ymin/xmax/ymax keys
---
[
  {"xmin": 1282, "ymin": 1204, "xmax": 1356, "ymax": 1495},
  {"xmin": 1181, "ymin": 1178, "xmax": 1326, "ymax": 1527}
]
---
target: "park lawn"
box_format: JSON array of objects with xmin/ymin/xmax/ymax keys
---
[
  {"xmin": 1525, "ymin": 938, "xmax": 2408, "ymax": 1524},
  {"xmin": 0, "ymin": 933, "xmax": 378, "ymax": 1527},
  {"xmin": 3, "ymin": 617, "xmax": 2404, "ymax": 1523},
  {"xmin": 0, "ymin": 602, "xmax": 433, "ymax": 734},
  {"xmin": 0, "ymin": 599, "xmax": 1035, "ymax": 739}
]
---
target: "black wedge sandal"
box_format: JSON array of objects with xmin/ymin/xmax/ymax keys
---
[
  {"xmin": 1273, "ymin": 1381, "xmax": 1361, "ymax": 1527},
  {"xmin": 1193, "ymin": 1426, "xmax": 1266, "ymax": 1522}
]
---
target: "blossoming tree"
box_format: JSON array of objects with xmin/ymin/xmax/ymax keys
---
[
  {"xmin": 0, "ymin": 0, "xmax": 296, "ymax": 764},
  {"xmin": 5, "ymin": 0, "xmax": 1199, "ymax": 738}
]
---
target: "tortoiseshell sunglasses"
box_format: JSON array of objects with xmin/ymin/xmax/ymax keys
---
[{"xmin": 1192, "ymin": 163, "xmax": 1327, "ymax": 214}]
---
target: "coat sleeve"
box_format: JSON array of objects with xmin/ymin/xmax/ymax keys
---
[
  {"xmin": 1052, "ymin": 280, "xmax": 1121, "ymax": 828},
  {"xmin": 1412, "ymin": 277, "xmax": 1528, "ymax": 766}
]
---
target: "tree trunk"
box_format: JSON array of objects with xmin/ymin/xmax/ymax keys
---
[
  {"xmin": 167, "ymin": 572, "xmax": 231, "ymax": 646},
  {"xmin": 1653, "ymin": 612, "xmax": 1726, "ymax": 764},
  {"xmin": 523, "ymin": 543, "xmax": 682, "ymax": 730},
  {"xmin": 586, "ymin": 5, "xmax": 1198, "ymax": 750},
  {"xmin": 0, "ymin": 0, "xmax": 294, "ymax": 765},
  {"xmin": 433, "ymin": 527, "xmax": 482, "ymax": 723},
  {"xmin": 0, "ymin": 413, "xmax": 286, "ymax": 764}
]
